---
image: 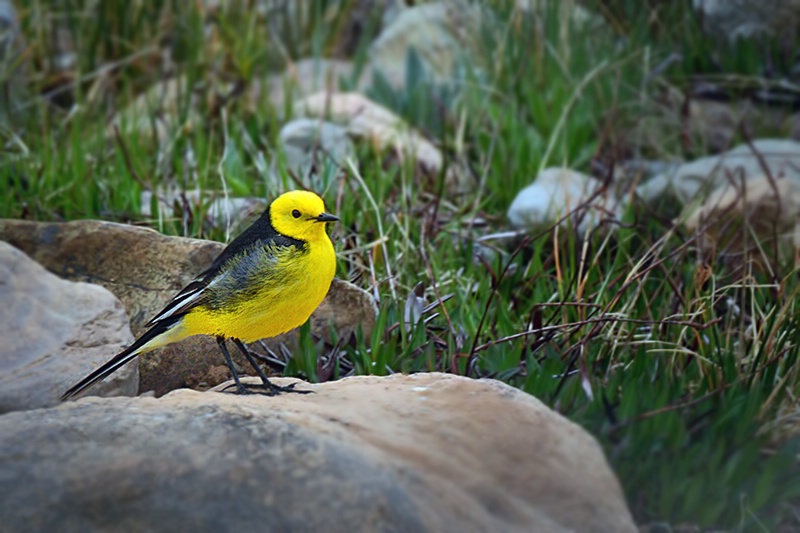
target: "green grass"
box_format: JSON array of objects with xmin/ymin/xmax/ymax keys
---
[{"xmin": 4, "ymin": 0, "xmax": 800, "ymax": 529}]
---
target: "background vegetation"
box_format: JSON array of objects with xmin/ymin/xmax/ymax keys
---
[{"xmin": 3, "ymin": 0, "xmax": 800, "ymax": 529}]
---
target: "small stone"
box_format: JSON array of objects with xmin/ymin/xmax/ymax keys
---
[
  {"xmin": 205, "ymin": 196, "xmax": 267, "ymax": 232},
  {"xmin": 272, "ymin": 119, "xmax": 355, "ymax": 181},
  {"xmin": 637, "ymin": 139, "xmax": 800, "ymax": 205},
  {"xmin": 294, "ymin": 91, "xmax": 471, "ymax": 192},
  {"xmin": 682, "ymin": 174, "xmax": 800, "ymax": 264},
  {"xmin": 0, "ymin": 241, "xmax": 136, "ymax": 413},
  {"xmin": 140, "ymin": 187, "xmax": 266, "ymax": 234},
  {"xmin": 508, "ymin": 168, "xmax": 620, "ymax": 234},
  {"xmin": 368, "ymin": 1, "xmax": 484, "ymax": 89},
  {"xmin": 686, "ymin": 99, "xmax": 800, "ymax": 153}
]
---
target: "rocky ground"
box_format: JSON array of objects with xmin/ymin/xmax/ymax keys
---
[{"xmin": 0, "ymin": 224, "xmax": 635, "ymax": 531}]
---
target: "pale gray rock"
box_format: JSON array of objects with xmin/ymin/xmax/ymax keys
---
[
  {"xmin": 0, "ymin": 241, "xmax": 136, "ymax": 413},
  {"xmin": 0, "ymin": 219, "xmax": 244, "ymax": 396},
  {"xmin": 368, "ymin": 0, "xmax": 484, "ymax": 88},
  {"xmin": 508, "ymin": 168, "xmax": 621, "ymax": 233},
  {"xmin": 637, "ymin": 139, "xmax": 800, "ymax": 205},
  {"xmin": 0, "ymin": 373, "xmax": 637, "ymax": 532},
  {"xmin": 272, "ymin": 118, "xmax": 355, "ymax": 181},
  {"xmin": 140, "ymin": 186, "xmax": 267, "ymax": 233},
  {"xmin": 293, "ymin": 92, "xmax": 471, "ymax": 192},
  {"xmin": 205, "ymin": 196, "xmax": 267, "ymax": 230}
]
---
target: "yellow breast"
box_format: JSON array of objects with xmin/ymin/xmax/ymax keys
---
[{"xmin": 181, "ymin": 237, "xmax": 336, "ymax": 342}]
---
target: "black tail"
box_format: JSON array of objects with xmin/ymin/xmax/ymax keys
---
[{"xmin": 60, "ymin": 315, "xmax": 181, "ymax": 401}]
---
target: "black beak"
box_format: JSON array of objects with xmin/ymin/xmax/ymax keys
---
[{"xmin": 315, "ymin": 212, "xmax": 339, "ymax": 223}]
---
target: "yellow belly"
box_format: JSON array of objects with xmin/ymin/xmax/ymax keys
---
[{"xmin": 180, "ymin": 244, "xmax": 335, "ymax": 342}]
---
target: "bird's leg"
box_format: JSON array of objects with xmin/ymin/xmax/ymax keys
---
[
  {"xmin": 216, "ymin": 337, "xmax": 252, "ymax": 395},
  {"xmin": 232, "ymin": 338, "xmax": 312, "ymax": 395}
]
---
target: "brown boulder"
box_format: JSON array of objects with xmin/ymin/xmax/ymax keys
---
[{"xmin": 0, "ymin": 373, "xmax": 636, "ymax": 532}]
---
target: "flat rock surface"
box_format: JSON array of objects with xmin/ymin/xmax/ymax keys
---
[
  {"xmin": 0, "ymin": 219, "xmax": 377, "ymax": 396},
  {"xmin": 0, "ymin": 242, "xmax": 136, "ymax": 413},
  {"xmin": 0, "ymin": 373, "xmax": 636, "ymax": 532}
]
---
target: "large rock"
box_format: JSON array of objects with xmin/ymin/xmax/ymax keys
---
[
  {"xmin": 0, "ymin": 219, "xmax": 377, "ymax": 396},
  {"xmin": 0, "ymin": 242, "xmax": 136, "ymax": 413},
  {"xmin": 0, "ymin": 373, "xmax": 637, "ymax": 532}
]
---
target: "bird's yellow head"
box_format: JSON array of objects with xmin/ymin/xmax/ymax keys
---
[{"xmin": 269, "ymin": 190, "xmax": 338, "ymax": 242}]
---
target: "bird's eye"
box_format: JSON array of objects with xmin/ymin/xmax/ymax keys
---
[{"xmin": 292, "ymin": 209, "xmax": 301, "ymax": 219}]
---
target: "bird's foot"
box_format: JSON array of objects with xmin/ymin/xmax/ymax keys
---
[
  {"xmin": 248, "ymin": 380, "xmax": 314, "ymax": 396},
  {"xmin": 220, "ymin": 380, "xmax": 313, "ymax": 396},
  {"xmin": 266, "ymin": 381, "xmax": 314, "ymax": 395}
]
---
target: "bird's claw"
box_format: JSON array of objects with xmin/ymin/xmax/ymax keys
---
[
  {"xmin": 270, "ymin": 382, "xmax": 314, "ymax": 395},
  {"xmin": 220, "ymin": 380, "xmax": 313, "ymax": 396}
]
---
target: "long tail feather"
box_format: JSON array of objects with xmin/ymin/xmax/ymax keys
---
[{"xmin": 61, "ymin": 315, "xmax": 182, "ymax": 401}]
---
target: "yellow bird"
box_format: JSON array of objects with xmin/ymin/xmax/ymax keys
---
[{"xmin": 61, "ymin": 190, "xmax": 339, "ymax": 400}]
